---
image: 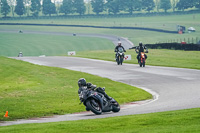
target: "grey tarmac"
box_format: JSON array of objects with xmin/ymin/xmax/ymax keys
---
[{"xmin": 1, "ymin": 56, "xmax": 200, "ymax": 126}]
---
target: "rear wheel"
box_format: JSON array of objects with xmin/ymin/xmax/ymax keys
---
[{"xmin": 86, "ymin": 99, "xmax": 102, "ymax": 115}]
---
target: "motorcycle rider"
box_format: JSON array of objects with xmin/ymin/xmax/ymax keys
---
[
  {"xmin": 136, "ymin": 42, "xmax": 148, "ymax": 63},
  {"xmin": 114, "ymin": 41, "xmax": 126, "ymax": 60},
  {"xmin": 78, "ymin": 78, "xmax": 111, "ymax": 100},
  {"xmin": 18, "ymin": 52, "xmax": 23, "ymax": 57}
]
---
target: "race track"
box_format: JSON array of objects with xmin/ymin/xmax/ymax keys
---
[
  {"xmin": 0, "ymin": 29, "xmax": 133, "ymax": 50},
  {"xmin": 1, "ymin": 56, "xmax": 200, "ymax": 126}
]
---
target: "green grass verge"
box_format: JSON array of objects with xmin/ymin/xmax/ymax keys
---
[
  {"xmin": 1, "ymin": 14, "xmax": 200, "ymax": 45},
  {"xmin": 0, "ymin": 56, "xmax": 152, "ymax": 121},
  {"xmin": 0, "ymin": 32, "xmax": 114, "ymax": 57},
  {"xmin": 76, "ymin": 49, "xmax": 200, "ymax": 70},
  {"xmin": 1, "ymin": 108, "xmax": 200, "ymax": 132}
]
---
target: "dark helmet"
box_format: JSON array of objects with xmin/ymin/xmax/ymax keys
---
[
  {"xmin": 78, "ymin": 78, "xmax": 86, "ymax": 87},
  {"xmin": 139, "ymin": 41, "xmax": 143, "ymax": 47}
]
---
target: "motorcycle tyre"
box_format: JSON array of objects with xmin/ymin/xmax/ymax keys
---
[
  {"xmin": 139, "ymin": 61, "xmax": 142, "ymax": 67},
  {"xmin": 117, "ymin": 57, "xmax": 120, "ymax": 65},
  {"xmin": 86, "ymin": 99, "xmax": 102, "ymax": 115},
  {"xmin": 143, "ymin": 61, "xmax": 145, "ymax": 67},
  {"xmin": 112, "ymin": 102, "xmax": 120, "ymax": 112},
  {"xmin": 120, "ymin": 57, "xmax": 123, "ymax": 65}
]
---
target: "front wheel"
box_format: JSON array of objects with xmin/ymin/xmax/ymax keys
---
[
  {"xmin": 86, "ymin": 99, "xmax": 102, "ymax": 115},
  {"xmin": 112, "ymin": 101, "xmax": 120, "ymax": 112},
  {"xmin": 139, "ymin": 61, "xmax": 142, "ymax": 67},
  {"xmin": 143, "ymin": 61, "xmax": 145, "ymax": 67},
  {"xmin": 120, "ymin": 56, "xmax": 123, "ymax": 65}
]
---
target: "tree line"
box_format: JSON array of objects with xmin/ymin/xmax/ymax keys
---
[{"xmin": 0, "ymin": 0, "xmax": 200, "ymax": 18}]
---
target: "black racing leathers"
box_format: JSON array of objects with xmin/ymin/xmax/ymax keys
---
[
  {"xmin": 136, "ymin": 46, "xmax": 148, "ymax": 61},
  {"xmin": 115, "ymin": 45, "xmax": 126, "ymax": 52}
]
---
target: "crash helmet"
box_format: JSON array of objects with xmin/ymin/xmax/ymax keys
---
[
  {"xmin": 78, "ymin": 78, "xmax": 87, "ymax": 87},
  {"xmin": 139, "ymin": 41, "xmax": 143, "ymax": 47},
  {"xmin": 118, "ymin": 41, "xmax": 122, "ymax": 46}
]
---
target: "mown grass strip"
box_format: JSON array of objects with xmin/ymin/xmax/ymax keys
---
[
  {"xmin": 0, "ymin": 108, "xmax": 200, "ymax": 132},
  {"xmin": 76, "ymin": 49, "xmax": 200, "ymax": 70}
]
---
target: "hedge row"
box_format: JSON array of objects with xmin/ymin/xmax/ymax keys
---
[{"xmin": 145, "ymin": 43, "xmax": 200, "ymax": 51}]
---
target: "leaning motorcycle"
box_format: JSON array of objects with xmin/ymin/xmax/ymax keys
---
[
  {"xmin": 79, "ymin": 88, "xmax": 120, "ymax": 115},
  {"xmin": 116, "ymin": 47, "xmax": 125, "ymax": 65}
]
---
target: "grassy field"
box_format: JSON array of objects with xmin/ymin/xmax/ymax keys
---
[
  {"xmin": 0, "ymin": 56, "xmax": 152, "ymax": 121},
  {"xmin": 76, "ymin": 49, "xmax": 200, "ymax": 70},
  {"xmin": 0, "ymin": 32, "xmax": 114, "ymax": 57},
  {"xmin": 1, "ymin": 14, "xmax": 200, "ymax": 30},
  {"xmin": 1, "ymin": 13, "xmax": 200, "ymax": 45},
  {"xmin": 0, "ymin": 108, "xmax": 200, "ymax": 132}
]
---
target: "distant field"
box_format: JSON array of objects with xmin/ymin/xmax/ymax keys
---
[
  {"xmin": 1, "ymin": 13, "xmax": 200, "ymax": 45},
  {"xmin": 0, "ymin": 32, "xmax": 114, "ymax": 57},
  {"xmin": 1, "ymin": 14, "xmax": 200, "ymax": 31}
]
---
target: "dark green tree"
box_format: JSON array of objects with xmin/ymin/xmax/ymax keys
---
[
  {"xmin": 24, "ymin": 0, "xmax": 31, "ymax": 16},
  {"xmin": 106, "ymin": 0, "xmax": 123, "ymax": 15},
  {"xmin": 7, "ymin": 0, "xmax": 15, "ymax": 17},
  {"xmin": 141, "ymin": 0, "xmax": 155, "ymax": 12},
  {"xmin": 74, "ymin": 0, "xmax": 86, "ymax": 15},
  {"xmin": 30, "ymin": 0, "xmax": 41, "ymax": 17},
  {"xmin": 60, "ymin": 0, "xmax": 74, "ymax": 15},
  {"xmin": 14, "ymin": 0, "xmax": 25, "ymax": 16},
  {"xmin": 91, "ymin": 0, "xmax": 105, "ymax": 15},
  {"xmin": 123, "ymin": 0, "xmax": 142, "ymax": 15},
  {"xmin": 1, "ymin": 0, "xmax": 10, "ymax": 17},
  {"xmin": 176, "ymin": 0, "xmax": 195, "ymax": 11},
  {"xmin": 194, "ymin": 0, "xmax": 200, "ymax": 9},
  {"xmin": 154, "ymin": 0, "xmax": 160, "ymax": 12},
  {"xmin": 42, "ymin": 0, "xmax": 56, "ymax": 16},
  {"xmin": 160, "ymin": 0, "xmax": 171, "ymax": 12},
  {"xmin": 171, "ymin": 0, "xmax": 178, "ymax": 12}
]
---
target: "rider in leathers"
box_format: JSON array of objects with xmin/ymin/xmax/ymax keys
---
[
  {"xmin": 78, "ymin": 78, "xmax": 111, "ymax": 100},
  {"xmin": 129, "ymin": 42, "xmax": 148, "ymax": 62},
  {"xmin": 114, "ymin": 41, "xmax": 126, "ymax": 60}
]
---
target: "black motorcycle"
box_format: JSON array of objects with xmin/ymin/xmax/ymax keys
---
[
  {"xmin": 116, "ymin": 47, "xmax": 125, "ymax": 65},
  {"xmin": 79, "ymin": 88, "xmax": 120, "ymax": 115}
]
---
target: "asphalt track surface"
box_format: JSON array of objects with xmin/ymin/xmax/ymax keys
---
[{"xmin": 1, "ymin": 56, "xmax": 200, "ymax": 126}]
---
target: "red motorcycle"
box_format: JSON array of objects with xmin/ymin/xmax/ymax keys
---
[
  {"xmin": 129, "ymin": 46, "xmax": 148, "ymax": 67},
  {"xmin": 139, "ymin": 52, "xmax": 146, "ymax": 67}
]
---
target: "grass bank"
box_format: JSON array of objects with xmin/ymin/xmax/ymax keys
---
[
  {"xmin": 0, "ymin": 56, "xmax": 152, "ymax": 121},
  {"xmin": 1, "ymin": 108, "xmax": 200, "ymax": 132},
  {"xmin": 0, "ymin": 32, "xmax": 113, "ymax": 57},
  {"xmin": 76, "ymin": 49, "xmax": 200, "ymax": 70}
]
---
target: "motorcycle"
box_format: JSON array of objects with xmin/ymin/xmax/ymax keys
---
[
  {"xmin": 129, "ymin": 46, "xmax": 148, "ymax": 67},
  {"xmin": 139, "ymin": 52, "xmax": 146, "ymax": 67},
  {"xmin": 116, "ymin": 47, "xmax": 125, "ymax": 65},
  {"xmin": 79, "ymin": 88, "xmax": 120, "ymax": 115}
]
